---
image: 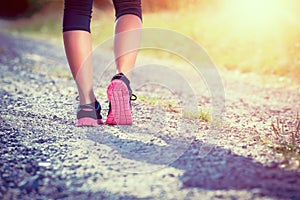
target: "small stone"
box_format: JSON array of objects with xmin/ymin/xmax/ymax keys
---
[
  {"xmin": 38, "ymin": 162, "xmax": 51, "ymax": 168},
  {"xmin": 43, "ymin": 178, "xmax": 50, "ymax": 185},
  {"xmin": 7, "ymin": 105, "xmax": 13, "ymax": 109},
  {"xmin": 18, "ymin": 175, "xmax": 40, "ymax": 191}
]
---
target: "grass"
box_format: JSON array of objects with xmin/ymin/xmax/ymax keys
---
[
  {"xmin": 47, "ymin": 68, "xmax": 73, "ymax": 79},
  {"xmin": 182, "ymin": 108, "xmax": 212, "ymax": 122},
  {"xmin": 141, "ymin": 10, "xmax": 300, "ymax": 83},
  {"xmin": 138, "ymin": 94, "xmax": 212, "ymax": 121},
  {"xmin": 3, "ymin": 1, "xmax": 300, "ymax": 83},
  {"xmin": 271, "ymin": 114, "xmax": 300, "ymax": 145},
  {"xmin": 264, "ymin": 113, "xmax": 300, "ymax": 159},
  {"xmin": 138, "ymin": 94, "xmax": 180, "ymax": 113}
]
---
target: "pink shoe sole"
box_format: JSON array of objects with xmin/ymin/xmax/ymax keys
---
[
  {"xmin": 76, "ymin": 118, "xmax": 103, "ymax": 126},
  {"xmin": 106, "ymin": 80, "xmax": 133, "ymax": 125}
]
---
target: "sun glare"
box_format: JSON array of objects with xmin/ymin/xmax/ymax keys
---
[
  {"xmin": 201, "ymin": 0, "xmax": 300, "ymax": 78},
  {"xmin": 221, "ymin": 0, "xmax": 292, "ymax": 35},
  {"xmin": 219, "ymin": 0, "xmax": 299, "ymax": 43},
  {"xmin": 229, "ymin": 0, "xmax": 281, "ymax": 24}
]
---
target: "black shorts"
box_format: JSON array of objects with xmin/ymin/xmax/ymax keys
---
[{"xmin": 63, "ymin": 0, "xmax": 142, "ymax": 33}]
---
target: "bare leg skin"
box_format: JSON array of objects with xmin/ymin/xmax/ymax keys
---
[
  {"xmin": 63, "ymin": 14, "xmax": 141, "ymax": 105},
  {"xmin": 114, "ymin": 14, "xmax": 142, "ymax": 79},
  {"xmin": 63, "ymin": 30, "xmax": 95, "ymax": 105}
]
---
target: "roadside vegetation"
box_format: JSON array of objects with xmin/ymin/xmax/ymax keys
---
[
  {"xmin": 255, "ymin": 113, "xmax": 300, "ymax": 167},
  {"xmin": 2, "ymin": 0, "xmax": 300, "ymax": 160},
  {"xmin": 270, "ymin": 114, "xmax": 300, "ymax": 159},
  {"xmin": 3, "ymin": 0, "xmax": 300, "ymax": 83}
]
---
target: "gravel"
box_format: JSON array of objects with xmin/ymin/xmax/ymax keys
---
[{"xmin": 1, "ymin": 32, "xmax": 300, "ymax": 199}]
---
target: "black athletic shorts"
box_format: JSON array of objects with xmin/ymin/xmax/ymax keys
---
[{"xmin": 63, "ymin": 0, "xmax": 142, "ymax": 33}]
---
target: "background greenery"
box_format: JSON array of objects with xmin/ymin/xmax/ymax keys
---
[{"xmin": 2, "ymin": 0, "xmax": 300, "ymax": 83}]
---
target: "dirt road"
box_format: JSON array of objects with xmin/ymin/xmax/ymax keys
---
[{"xmin": 1, "ymin": 32, "xmax": 300, "ymax": 199}]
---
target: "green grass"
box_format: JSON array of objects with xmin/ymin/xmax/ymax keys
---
[
  {"xmin": 182, "ymin": 108, "xmax": 211, "ymax": 122},
  {"xmin": 138, "ymin": 94, "xmax": 212, "ymax": 121},
  {"xmin": 48, "ymin": 68, "xmax": 73, "ymax": 79},
  {"xmin": 271, "ymin": 114, "xmax": 300, "ymax": 146},
  {"xmin": 259, "ymin": 113, "xmax": 300, "ymax": 160},
  {"xmin": 138, "ymin": 94, "xmax": 180, "ymax": 113},
  {"xmin": 272, "ymin": 145, "xmax": 300, "ymax": 160},
  {"xmin": 4, "ymin": 1, "xmax": 300, "ymax": 83},
  {"xmin": 141, "ymin": 10, "xmax": 300, "ymax": 83}
]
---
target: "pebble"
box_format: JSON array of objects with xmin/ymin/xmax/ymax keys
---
[
  {"xmin": 1, "ymin": 31, "xmax": 300, "ymax": 200},
  {"xmin": 18, "ymin": 175, "xmax": 40, "ymax": 191},
  {"xmin": 38, "ymin": 162, "xmax": 51, "ymax": 168}
]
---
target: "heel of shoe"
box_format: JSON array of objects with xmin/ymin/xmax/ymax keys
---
[
  {"xmin": 76, "ymin": 118, "xmax": 103, "ymax": 126},
  {"xmin": 106, "ymin": 80, "xmax": 133, "ymax": 125}
]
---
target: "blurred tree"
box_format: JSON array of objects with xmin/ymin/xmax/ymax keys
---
[
  {"xmin": 0, "ymin": 0, "xmax": 45, "ymax": 19},
  {"xmin": 94, "ymin": 0, "xmax": 113, "ymax": 9},
  {"xmin": 0, "ymin": 0, "xmax": 207, "ymax": 20},
  {"xmin": 141, "ymin": 0, "xmax": 202, "ymax": 12}
]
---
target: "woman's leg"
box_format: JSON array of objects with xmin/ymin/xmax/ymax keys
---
[
  {"xmin": 63, "ymin": 31, "xmax": 95, "ymax": 105},
  {"xmin": 63, "ymin": 0, "xmax": 95, "ymax": 105},
  {"xmin": 105, "ymin": 0, "xmax": 142, "ymax": 125},
  {"xmin": 112, "ymin": 0, "xmax": 142, "ymax": 78},
  {"xmin": 63, "ymin": 0, "xmax": 102, "ymax": 126},
  {"xmin": 114, "ymin": 14, "xmax": 142, "ymax": 78}
]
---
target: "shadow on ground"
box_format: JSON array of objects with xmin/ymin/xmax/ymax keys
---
[
  {"xmin": 87, "ymin": 130, "xmax": 300, "ymax": 199},
  {"xmin": 1, "ymin": 31, "xmax": 300, "ymax": 199}
]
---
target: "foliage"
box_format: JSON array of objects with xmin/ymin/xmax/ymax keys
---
[
  {"xmin": 0, "ymin": 0, "xmax": 46, "ymax": 19},
  {"xmin": 269, "ymin": 114, "xmax": 300, "ymax": 158},
  {"xmin": 5, "ymin": 0, "xmax": 300, "ymax": 83},
  {"xmin": 271, "ymin": 114, "xmax": 300, "ymax": 143},
  {"xmin": 141, "ymin": 0, "xmax": 203, "ymax": 12}
]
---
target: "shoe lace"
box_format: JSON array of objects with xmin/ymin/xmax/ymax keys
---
[
  {"xmin": 130, "ymin": 94, "xmax": 137, "ymax": 101},
  {"xmin": 75, "ymin": 96, "xmax": 101, "ymax": 111}
]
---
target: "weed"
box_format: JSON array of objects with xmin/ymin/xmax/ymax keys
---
[
  {"xmin": 269, "ymin": 113, "xmax": 300, "ymax": 158},
  {"xmin": 48, "ymin": 68, "xmax": 73, "ymax": 79},
  {"xmin": 183, "ymin": 108, "xmax": 211, "ymax": 122},
  {"xmin": 199, "ymin": 109, "xmax": 212, "ymax": 122},
  {"xmin": 138, "ymin": 94, "xmax": 212, "ymax": 121},
  {"xmin": 138, "ymin": 94, "xmax": 180, "ymax": 113}
]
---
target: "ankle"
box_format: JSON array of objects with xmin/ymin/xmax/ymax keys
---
[
  {"xmin": 78, "ymin": 95, "xmax": 96, "ymax": 105},
  {"xmin": 116, "ymin": 71, "xmax": 131, "ymax": 80}
]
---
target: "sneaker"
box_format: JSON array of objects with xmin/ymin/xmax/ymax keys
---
[
  {"xmin": 76, "ymin": 100, "xmax": 103, "ymax": 126},
  {"xmin": 106, "ymin": 73, "xmax": 137, "ymax": 125}
]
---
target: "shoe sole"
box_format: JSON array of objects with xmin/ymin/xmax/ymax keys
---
[
  {"xmin": 76, "ymin": 118, "xmax": 103, "ymax": 126},
  {"xmin": 106, "ymin": 80, "xmax": 133, "ymax": 125}
]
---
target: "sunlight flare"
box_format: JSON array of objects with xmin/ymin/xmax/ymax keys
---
[
  {"xmin": 221, "ymin": 0, "xmax": 295, "ymax": 36},
  {"xmin": 227, "ymin": 0, "xmax": 282, "ymax": 27}
]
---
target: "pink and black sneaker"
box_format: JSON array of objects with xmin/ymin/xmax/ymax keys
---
[
  {"xmin": 106, "ymin": 73, "xmax": 137, "ymax": 125},
  {"xmin": 76, "ymin": 101, "xmax": 103, "ymax": 126}
]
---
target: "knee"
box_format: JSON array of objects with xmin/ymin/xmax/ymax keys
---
[
  {"xmin": 113, "ymin": 0, "xmax": 142, "ymax": 21},
  {"xmin": 63, "ymin": 0, "xmax": 93, "ymax": 33}
]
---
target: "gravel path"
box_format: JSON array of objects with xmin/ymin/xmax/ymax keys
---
[{"xmin": 1, "ymin": 32, "xmax": 300, "ymax": 200}]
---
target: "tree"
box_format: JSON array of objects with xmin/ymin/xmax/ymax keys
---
[{"xmin": 0, "ymin": 0, "xmax": 44, "ymax": 19}]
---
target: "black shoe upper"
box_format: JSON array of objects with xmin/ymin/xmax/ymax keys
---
[
  {"xmin": 77, "ymin": 101, "xmax": 102, "ymax": 120},
  {"xmin": 111, "ymin": 73, "xmax": 133, "ymax": 97}
]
